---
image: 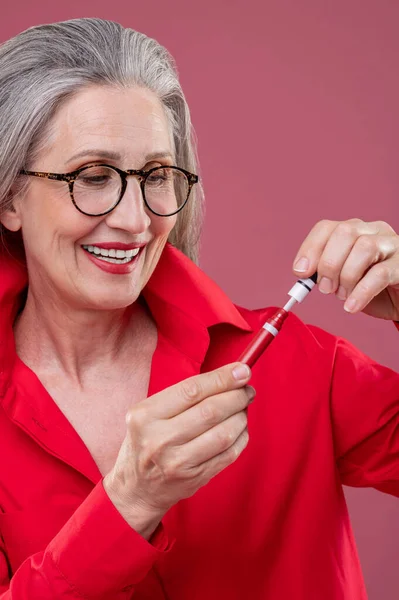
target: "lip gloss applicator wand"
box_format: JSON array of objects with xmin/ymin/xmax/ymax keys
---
[{"xmin": 238, "ymin": 273, "xmax": 318, "ymax": 368}]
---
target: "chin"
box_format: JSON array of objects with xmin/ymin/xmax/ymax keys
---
[
  {"xmin": 99, "ymin": 294, "xmax": 139, "ymax": 311},
  {"xmin": 77, "ymin": 288, "xmax": 139, "ymax": 311}
]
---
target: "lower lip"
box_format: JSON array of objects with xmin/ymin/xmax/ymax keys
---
[{"xmin": 82, "ymin": 247, "xmax": 143, "ymax": 274}]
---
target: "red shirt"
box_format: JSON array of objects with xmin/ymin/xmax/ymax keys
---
[{"xmin": 1, "ymin": 236, "xmax": 399, "ymax": 599}]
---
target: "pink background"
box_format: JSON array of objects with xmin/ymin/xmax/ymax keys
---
[{"xmin": 2, "ymin": 1, "xmax": 398, "ymax": 597}]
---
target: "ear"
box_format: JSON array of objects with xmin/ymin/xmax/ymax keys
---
[{"xmin": 0, "ymin": 193, "xmax": 23, "ymax": 232}]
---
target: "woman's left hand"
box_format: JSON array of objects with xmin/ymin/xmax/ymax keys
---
[{"xmin": 292, "ymin": 218, "xmax": 399, "ymax": 321}]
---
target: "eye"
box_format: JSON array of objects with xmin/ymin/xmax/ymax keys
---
[
  {"xmin": 76, "ymin": 166, "xmax": 117, "ymax": 187},
  {"xmin": 82, "ymin": 175, "xmax": 110, "ymax": 185},
  {"xmin": 146, "ymin": 168, "xmax": 172, "ymax": 186}
]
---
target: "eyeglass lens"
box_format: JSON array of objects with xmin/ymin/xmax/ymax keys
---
[{"xmin": 73, "ymin": 166, "xmax": 189, "ymax": 216}]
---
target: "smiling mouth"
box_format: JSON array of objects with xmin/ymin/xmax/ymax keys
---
[{"xmin": 82, "ymin": 244, "xmax": 141, "ymax": 264}]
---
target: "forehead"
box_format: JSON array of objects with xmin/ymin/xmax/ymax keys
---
[{"xmin": 46, "ymin": 85, "xmax": 173, "ymax": 165}]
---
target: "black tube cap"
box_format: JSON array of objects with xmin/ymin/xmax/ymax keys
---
[{"xmin": 310, "ymin": 272, "xmax": 318, "ymax": 283}]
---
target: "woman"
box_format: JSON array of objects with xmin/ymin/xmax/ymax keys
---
[{"xmin": 0, "ymin": 17, "xmax": 398, "ymax": 600}]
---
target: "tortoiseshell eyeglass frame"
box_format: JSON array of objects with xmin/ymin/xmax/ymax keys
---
[{"xmin": 19, "ymin": 164, "xmax": 199, "ymax": 217}]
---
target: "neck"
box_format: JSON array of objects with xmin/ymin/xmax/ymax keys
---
[{"xmin": 14, "ymin": 286, "xmax": 145, "ymax": 386}]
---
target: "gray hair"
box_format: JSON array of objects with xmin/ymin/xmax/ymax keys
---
[{"xmin": 0, "ymin": 18, "xmax": 204, "ymax": 263}]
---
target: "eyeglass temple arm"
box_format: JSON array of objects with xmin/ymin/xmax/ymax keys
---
[{"xmin": 20, "ymin": 170, "xmax": 75, "ymax": 182}]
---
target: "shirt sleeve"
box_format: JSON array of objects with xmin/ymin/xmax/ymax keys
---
[
  {"xmin": 329, "ymin": 325, "xmax": 399, "ymax": 497},
  {"xmin": 0, "ymin": 481, "xmax": 173, "ymax": 599}
]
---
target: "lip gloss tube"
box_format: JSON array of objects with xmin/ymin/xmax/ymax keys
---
[
  {"xmin": 238, "ymin": 308, "xmax": 289, "ymax": 367},
  {"xmin": 238, "ymin": 273, "xmax": 318, "ymax": 368}
]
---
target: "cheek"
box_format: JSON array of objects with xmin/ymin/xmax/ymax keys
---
[
  {"xmin": 20, "ymin": 190, "xmax": 97, "ymax": 255},
  {"xmin": 150, "ymin": 214, "xmax": 177, "ymax": 240},
  {"xmin": 144, "ymin": 216, "xmax": 176, "ymax": 271}
]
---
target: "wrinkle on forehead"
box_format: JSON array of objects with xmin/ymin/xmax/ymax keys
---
[{"xmin": 35, "ymin": 85, "xmax": 175, "ymax": 169}]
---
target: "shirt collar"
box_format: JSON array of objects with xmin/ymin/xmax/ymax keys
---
[
  {"xmin": 143, "ymin": 243, "xmax": 252, "ymax": 362},
  {"xmin": 0, "ymin": 232, "xmax": 27, "ymax": 394},
  {"xmin": 0, "ymin": 235, "xmax": 252, "ymax": 391}
]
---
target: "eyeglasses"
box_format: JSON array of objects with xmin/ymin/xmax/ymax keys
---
[{"xmin": 19, "ymin": 164, "xmax": 199, "ymax": 217}]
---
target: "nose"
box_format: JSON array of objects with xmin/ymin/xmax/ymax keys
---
[{"xmin": 104, "ymin": 175, "xmax": 151, "ymax": 233}]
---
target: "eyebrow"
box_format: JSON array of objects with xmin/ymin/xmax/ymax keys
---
[{"xmin": 65, "ymin": 149, "xmax": 174, "ymax": 165}]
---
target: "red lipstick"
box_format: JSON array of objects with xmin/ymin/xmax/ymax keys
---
[{"xmin": 81, "ymin": 244, "xmax": 144, "ymax": 275}]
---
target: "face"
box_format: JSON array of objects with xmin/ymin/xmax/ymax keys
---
[{"xmin": 2, "ymin": 85, "xmax": 177, "ymax": 310}]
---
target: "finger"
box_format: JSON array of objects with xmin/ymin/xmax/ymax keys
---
[
  {"xmin": 292, "ymin": 219, "xmax": 384, "ymax": 278},
  {"xmin": 317, "ymin": 225, "xmax": 396, "ymax": 296},
  {"xmin": 337, "ymin": 234, "xmax": 398, "ymax": 302},
  {"xmin": 315, "ymin": 222, "xmax": 362, "ymax": 295},
  {"xmin": 292, "ymin": 219, "xmax": 338, "ymax": 275},
  {"xmin": 170, "ymin": 385, "xmax": 255, "ymax": 444},
  {"xmin": 175, "ymin": 410, "xmax": 248, "ymax": 467},
  {"xmin": 145, "ymin": 362, "xmax": 251, "ymax": 420},
  {"xmin": 343, "ymin": 257, "xmax": 399, "ymax": 313},
  {"xmin": 198, "ymin": 428, "xmax": 250, "ymax": 483}
]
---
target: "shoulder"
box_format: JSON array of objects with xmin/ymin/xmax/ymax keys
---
[
  {"xmin": 234, "ymin": 303, "xmax": 395, "ymax": 378},
  {"xmin": 205, "ymin": 302, "xmax": 341, "ymax": 377}
]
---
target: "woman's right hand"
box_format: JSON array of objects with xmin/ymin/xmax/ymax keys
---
[{"xmin": 103, "ymin": 363, "xmax": 254, "ymax": 538}]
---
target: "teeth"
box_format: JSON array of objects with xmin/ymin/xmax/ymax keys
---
[
  {"xmin": 82, "ymin": 245, "xmax": 141, "ymax": 260},
  {"xmin": 95, "ymin": 256, "xmax": 132, "ymax": 264}
]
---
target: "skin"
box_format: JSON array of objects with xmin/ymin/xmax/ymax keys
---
[
  {"xmin": 2, "ymin": 85, "xmax": 399, "ymax": 540},
  {"xmin": 3, "ymin": 86, "xmax": 179, "ymax": 381},
  {"xmin": 292, "ymin": 218, "xmax": 399, "ymax": 320}
]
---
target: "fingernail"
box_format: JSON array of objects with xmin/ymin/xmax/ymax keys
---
[
  {"xmin": 247, "ymin": 386, "xmax": 256, "ymax": 403},
  {"xmin": 344, "ymin": 297, "xmax": 357, "ymax": 313},
  {"xmin": 232, "ymin": 364, "xmax": 251, "ymax": 381},
  {"xmin": 319, "ymin": 277, "xmax": 333, "ymax": 294},
  {"xmin": 294, "ymin": 257, "xmax": 309, "ymax": 272},
  {"xmin": 337, "ymin": 286, "xmax": 347, "ymax": 301}
]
